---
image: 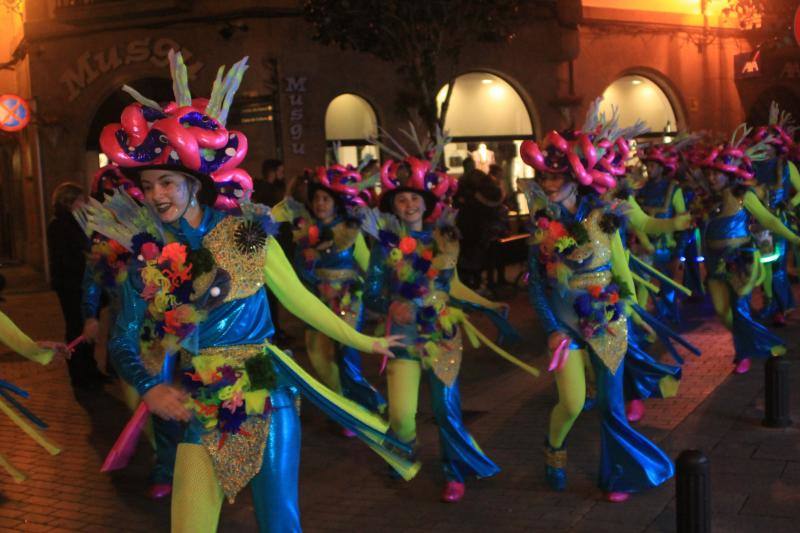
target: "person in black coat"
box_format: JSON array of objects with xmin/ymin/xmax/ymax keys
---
[{"xmin": 47, "ymin": 182, "xmax": 106, "ymax": 389}]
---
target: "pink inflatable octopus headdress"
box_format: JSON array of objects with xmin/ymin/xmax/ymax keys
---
[
  {"xmin": 520, "ymin": 98, "xmax": 648, "ymax": 193},
  {"xmin": 696, "ymin": 124, "xmax": 774, "ymax": 182},
  {"xmin": 310, "ymin": 163, "xmax": 373, "ymax": 209},
  {"xmin": 99, "ymin": 50, "xmax": 253, "ymax": 213}
]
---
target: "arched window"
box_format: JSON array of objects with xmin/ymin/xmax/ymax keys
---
[
  {"xmin": 436, "ymin": 72, "xmax": 536, "ymax": 214},
  {"xmin": 324, "ymin": 93, "xmax": 379, "ymax": 167},
  {"xmin": 600, "ymin": 74, "xmax": 678, "ymax": 138}
]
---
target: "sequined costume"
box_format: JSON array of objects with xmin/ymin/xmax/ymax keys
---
[
  {"xmin": 91, "ymin": 51, "xmax": 416, "ymax": 533},
  {"xmin": 363, "ymin": 215, "xmax": 501, "ymax": 483},
  {"xmin": 108, "ymin": 205, "xmax": 416, "ymax": 532},
  {"xmin": 635, "ymin": 169, "xmax": 688, "ymax": 324},
  {"xmin": 753, "ymin": 158, "xmax": 800, "ymax": 320},
  {"xmin": 0, "ymin": 311, "xmax": 61, "ymax": 482},
  {"xmin": 702, "ymin": 188, "xmax": 797, "ymax": 362},
  {"xmin": 525, "ymin": 189, "xmax": 674, "ymax": 494}
]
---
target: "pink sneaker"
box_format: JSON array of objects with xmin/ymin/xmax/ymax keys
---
[
  {"xmin": 441, "ymin": 481, "xmax": 465, "ymax": 503},
  {"xmin": 605, "ymin": 491, "xmax": 630, "ymax": 503},
  {"xmin": 340, "ymin": 427, "xmax": 357, "ymax": 439},
  {"xmin": 147, "ymin": 483, "xmax": 172, "ymax": 499},
  {"xmin": 734, "ymin": 358, "xmax": 751, "ymax": 374},
  {"xmin": 625, "ymin": 400, "xmax": 645, "ymax": 423}
]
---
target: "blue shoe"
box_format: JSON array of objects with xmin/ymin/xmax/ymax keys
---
[{"xmin": 544, "ymin": 440, "xmax": 567, "ymax": 491}]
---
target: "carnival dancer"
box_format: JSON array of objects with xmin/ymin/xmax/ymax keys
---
[
  {"xmin": 635, "ymin": 142, "xmax": 690, "ymax": 324},
  {"xmin": 521, "ymin": 105, "xmax": 674, "ymax": 502},
  {"xmin": 84, "ymin": 51, "xmax": 416, "ymax": 532},
  {"xmin": 696, "ymin": 125, "xmax": 800, "ymax": 374},
  {"xmin": 604, "ymin": 182, "xmax": 697, "ymax": 424},
  {"xmin": 749, "ymin": 103, "xmax": 800, "ymax": 326},
  {"xmin": 362, "ymin": 129, "xmax": 535, "ymax": 503},
  {"xmin": 275, "ymin": 161, "xmax": 387, "ymax": 420},
  {"xmin": 0, "ymin": 310, "xmax": 67, "ymax": 481}
]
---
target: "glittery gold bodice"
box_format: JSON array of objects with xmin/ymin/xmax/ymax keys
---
[
  {"xmin": 203, "ymin": 216, "xmax": 266, "ymax": 302},
  {"xmin": 567, "ymin": 209, "xmax": 613, "ymax": 290}
]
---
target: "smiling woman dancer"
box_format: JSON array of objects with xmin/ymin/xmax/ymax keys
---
[{"xmin": 81, "ymin": 51, "xmax": 417, "ymax": 533}]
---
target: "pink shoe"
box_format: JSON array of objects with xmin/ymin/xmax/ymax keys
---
[
  {"xmin": 340, "ymin": 427, "xmax": 357, "ymax": 439},
  {"xmin": 147, "ymin": 483, "xmax": 172, "ymax": 499},
  {"xmin": 605, "ymin": 491, "xmax": 630, "ymax": 503},
  {"xmin": 734, "ymin": 358, "xmax": 751, "ymax": 374},
  {"xmin": 441, "ymin": 481, "xmax": 465, "ymax": 503},
  {"xmin": 626, "ymin": 400, "xmax": 645, "ymax": 423}
]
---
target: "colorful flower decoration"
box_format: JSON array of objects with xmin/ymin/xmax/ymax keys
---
[{"xmin": 573, "ymin": 283, "xmax": 623, "ymax": 339}]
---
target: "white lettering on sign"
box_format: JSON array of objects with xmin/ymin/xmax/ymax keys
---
[
  {"xmin": 285, "ymin": 76, "xmax": 307, "ymax": 155},
  {"xmin": 59, "ymin": 38, "xmax": 204, "ymax": 101},
  {"xmin": 741, "ymin": 59, "xmax": 759, "ymax": 74}
]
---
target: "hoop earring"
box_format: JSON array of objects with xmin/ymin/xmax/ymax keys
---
[{"xmin": 190, "ymin": 196, "xmax": 198, "ymax": 207}]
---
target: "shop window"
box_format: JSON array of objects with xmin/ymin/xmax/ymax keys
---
[
  {"xmin": 324, "ymin": 93, "xmax": 379, "ymax": 167},
  {"xmin": 601, "ymin": 74, "xmax": 678, "ymax": 137},
  {"xmin": 436, "ymin": 72, "xmax": 535, "ymax": 214}
]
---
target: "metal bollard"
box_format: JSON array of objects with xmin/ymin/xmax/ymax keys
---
[
  {"xmin": 676, "ymin": 449, "xmax": 710, "ymax": 533},
  {"xmin": 763, "ymin": 356, "xmax": 792, "ymax": 428}
]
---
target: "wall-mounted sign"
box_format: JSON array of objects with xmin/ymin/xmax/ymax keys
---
[
  {"xmin": 0, "ymin": 94, "xmax": 31, "ymax": 132},
  {"xmin": 285, "ymin": 76, "xmax": 307, "ymax": 155},
  {"xmin": 59, "ymin": 37, "xmax": 204, "ymax": 102},
  {"xmin": 734, "ymin": 51, "xmax": 761, "ymax": 79},
  {"xmin": 228, "ymin": 95, "xmax": 275, "ymax": 125}
]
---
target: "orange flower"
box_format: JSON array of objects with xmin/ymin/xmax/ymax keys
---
[
  {"xmin": 548, "ymin": 221, "xmax": 569, "ymax": 239},
  {"xmin": 587, "ymin": 285, "xmax": 603, "ymax": 299},
  {"xmin": 308, "ymin": 225, "xmax": 320, "ymax": 246},
  {"xmin": 426, "ymin": 268, "xmax": 439, "ymax": 279},
  {"xmin": 421, "ymin": 249, "xmax": 434, "ymax": 261},
  {"xmin": 399, "ymin": 236, "xmax": 417, "ymax": 255},
  {"xmin": 161, "ymin": 242, "xmax": 188, "ymax": 267},
  {"xmin": 609, "ymin": 292, "xmax": 619, "ymax": 304}
]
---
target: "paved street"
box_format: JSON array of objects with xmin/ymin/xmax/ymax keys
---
[{"xmin": 1, "ymin": 275, "xmax": 798, "ymax": 532}]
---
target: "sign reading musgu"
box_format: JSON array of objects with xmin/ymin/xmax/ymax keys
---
[
  {"xmin": 0, "ymin": 94, "xmax": 31, "ymax": 132},
  {"xmin": 59, "ymin": 37, "xmax": 204, "ymax": 102}
]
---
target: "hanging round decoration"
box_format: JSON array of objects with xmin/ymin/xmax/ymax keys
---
[
  {"xmin": 794, "ymin": 5, "xmax": 800, "ymax": 47},
  {"xmin": 0, "ymin": 94, "xmax": 31, "ymax": 132}
]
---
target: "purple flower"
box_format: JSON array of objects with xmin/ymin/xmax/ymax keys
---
[
  {"xmin": 218, "ymin": 403, "xmax": 247, "ymax": 434},
  {"xmin": 573, "ymin": 294, "xmax": 593, "ymax": 318}
]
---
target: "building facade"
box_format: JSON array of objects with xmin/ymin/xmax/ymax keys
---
[{"xmin": 2, "ymin": 0, "xmax": 767, "ymax": 276}]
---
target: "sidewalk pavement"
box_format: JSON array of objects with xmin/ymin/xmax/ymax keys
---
[{"xmin": 0, "ymin": 286, "xmax": 797, "ymax": 532}]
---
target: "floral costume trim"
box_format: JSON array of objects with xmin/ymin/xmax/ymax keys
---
[
  {"xmin": 181, "ymin": 343, "xmax": 276, "ymax": 502},
  {"xmin": 530, "ymin": 199, "xmax": 629, "ymax": 374},
  {"xmin": 377, "ymin": 226, "xmax": 464, "ymax": 385}
]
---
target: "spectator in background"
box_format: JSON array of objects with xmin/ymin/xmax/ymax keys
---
[
  {"xmin": 487, "ymin": 164, "xmax": 509, "ymax": 202},
  {"xmin": 457, "ymin": 170, "xmax": 506, "ymax": 292},
  {"xmin": 47, "ymin": 182, "xmax": 107, "ymax": 390},
  {"xmin": 252, "ymin": 158, "xmax": 286, "ymax": 207}
]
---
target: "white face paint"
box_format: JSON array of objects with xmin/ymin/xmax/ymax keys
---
[{"xmin": 139, "ymin": 169, "xmax": 196, "ymax": 224}]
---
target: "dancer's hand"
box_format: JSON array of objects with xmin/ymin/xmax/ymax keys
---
[
  {"xmin": 547, "ymin": 331, "xmax": 571, "ymax": 372},
  {"xmin": 143, "ymin": 384, "xmax": 191, "ymax": 422},
  {"xmin": 495, "ymin": 302, "xmax": 510, "ymax": 316},
  {"xmin": 82, "ymin": 318, "xmax": 100, "ymax": 343},
  {"xmin": 674, "ymin": 212, "xmax": 692, "ymax": 231},
  {"xmin": 388, "ymin": 301, "xmax": 414, "ymax": 326},
  {"xmin": 36, "ymin": 341, "xmax": 70, "ymax": 359},
  {"xmin": 372, "ymin": 335, "xmax": 405, "ymax": 359}
]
